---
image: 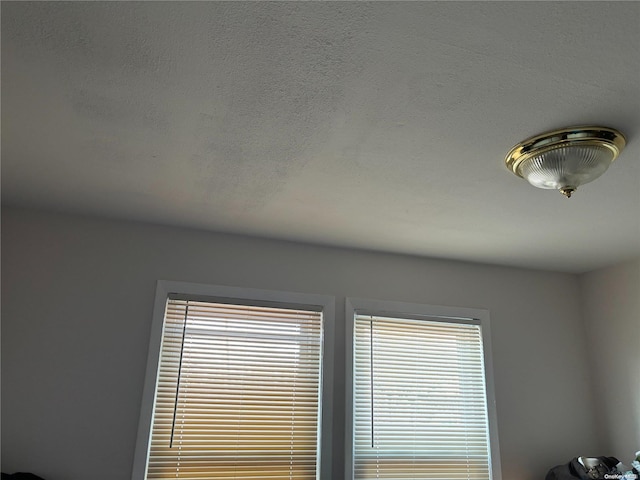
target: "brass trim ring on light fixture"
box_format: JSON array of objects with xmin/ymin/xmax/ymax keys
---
[{"xmin": 505, "ymin": 125, "xmax": 627, "ymax": 177}]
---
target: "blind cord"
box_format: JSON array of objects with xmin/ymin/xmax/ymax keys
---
[
  {"xmin": 370, "ymin": 315, "xmax": 374, "ymax": 448},
  {"xmin": 170, "ymin": 304, "xmax": 189, "ymax": 448}
]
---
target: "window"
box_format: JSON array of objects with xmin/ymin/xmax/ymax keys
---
[
  {"xmin": 345, "ymin": 299, "xmax": 501, "ymax": 480},
  {"xmin": 133, "ymin": 285, "xmax": 500, "ymax": 480},
  {"xmin": 132, "ymin": 282, "xmax": 334, "ymax": 480}
]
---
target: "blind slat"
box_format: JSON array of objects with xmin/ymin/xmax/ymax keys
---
[
  {"xmin": 353, "ymin": 314, "xmax": 492, "ymax": 480},
  {"xmin": 145, "ymin": 299, "xmax": 323, "ymax": 480}
]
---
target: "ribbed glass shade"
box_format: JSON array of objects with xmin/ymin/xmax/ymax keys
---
[{"xmin": 516, "ymin": 144, "xmax": 614, "ymax": 190}]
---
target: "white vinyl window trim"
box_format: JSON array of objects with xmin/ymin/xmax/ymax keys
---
[
  {"xmin": 132, "ymin": 281, "xmax": 335, "ymax": 480},
  {"xmin": 345, "ymin": 298, "xmax": 501, "ymax": 480}
]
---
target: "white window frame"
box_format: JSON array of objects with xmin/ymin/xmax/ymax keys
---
[
  {"xmin": 344, "ymin": 297, "xmax": 502, "ymax": 480},
  {"xmin": 131, "ymin": 280, "xmax": 335, "ymax": 480}
]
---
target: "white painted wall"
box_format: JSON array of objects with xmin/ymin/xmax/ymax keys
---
[
  {"xmin": 2, "ymin": 207, "xmax": 601, "ymax": 479},
  {"xmin": 579, "ymin": 258, "xmax": 640, "ymax": 459}
]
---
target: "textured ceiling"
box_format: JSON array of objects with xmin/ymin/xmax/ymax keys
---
[{"xmin": 2, "ymin": 1, "xmax": 639, "ymax": 273}]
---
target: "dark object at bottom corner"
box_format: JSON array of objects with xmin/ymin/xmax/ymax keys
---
[
  {"xmin": 546, "ymin": 456, "xmax": 620, "ymax": 480},
  {"xmin": 1, "ymin": 473, "xmax": 47, "ymax": 480}
]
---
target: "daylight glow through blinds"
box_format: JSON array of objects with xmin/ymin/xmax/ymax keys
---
[
  {"xmin": 145, "ymin": 299, "xmax": 323, "ymax": 480},
  {"xmin": 353, "ymin": 314, "xmax": 492, "ymax": 480}
]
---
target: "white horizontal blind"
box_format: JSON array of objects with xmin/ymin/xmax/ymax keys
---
[
  {"xmin": 145, "ymin": 299, "xmax": 323, "ymax": 480},
  {"xmin": 353, "ymin": 314, "xmax": 492, "ymax": 480}
]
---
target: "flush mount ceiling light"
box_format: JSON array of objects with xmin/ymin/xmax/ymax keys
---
[{"xmin": 505, "ymin": 126, "xmax": 626, "ymax": 198}]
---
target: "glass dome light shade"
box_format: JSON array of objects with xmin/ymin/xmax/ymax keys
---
[
  {"xmin": 505, "ymin": 126, "xmax": 626, "ymax": 197},
  {"xmin": 518, "ymin": 144, "xmax": 614, "ymax": 190}
]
